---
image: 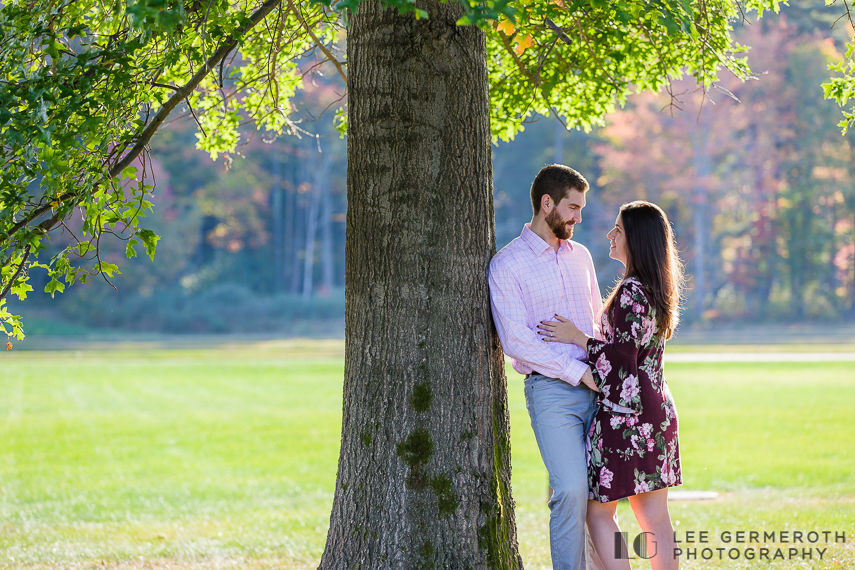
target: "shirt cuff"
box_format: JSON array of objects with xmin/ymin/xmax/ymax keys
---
[{"xmin": 564, "ymin": 358, "xmax": 589, "ymax": 386}]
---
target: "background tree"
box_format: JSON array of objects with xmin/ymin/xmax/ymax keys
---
[
  {"xmin": 594, "ymin": 12, "xmax": 855, "ymax": 323},
  {"xmin": 0, "ymin": 0, "xmax": 343, "ymax": 336}
]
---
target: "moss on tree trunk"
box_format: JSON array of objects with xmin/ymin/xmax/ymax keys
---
[{"xmin": 318, "ymin": 1, "xmax": 522, "ymax": 568}]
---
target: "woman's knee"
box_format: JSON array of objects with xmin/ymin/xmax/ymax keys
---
[
  {"xmin": 629, "ymin": 492, "xmax": 672, "ymax": 529},
  {"xmin": 586, "ymin": 500, "xmax": 617, "ymax": 524}
]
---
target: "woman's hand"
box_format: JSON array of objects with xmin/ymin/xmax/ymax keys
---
[{"xmin": 537, "ymin": 315, "xmax": 590, "ymax": 348}]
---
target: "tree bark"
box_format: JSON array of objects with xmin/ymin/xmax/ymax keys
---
[{"xmin": 319, "ymin": 1, "xmax": 522, "ymax": 568}]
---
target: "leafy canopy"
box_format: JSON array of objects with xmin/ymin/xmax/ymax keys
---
[
  {"xmin": 6, "ymin": 0, "xmax": 850, "ymax": 342},
  {"xmin": 1, "ymin": 0, "xmax": 336, "ymax": 338}
]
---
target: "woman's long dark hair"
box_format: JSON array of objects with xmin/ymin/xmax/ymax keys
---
[{"xmin": 602, "ymin": 201, "xmax": 685, "ymax": 341}]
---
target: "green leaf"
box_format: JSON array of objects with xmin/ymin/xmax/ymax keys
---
[
  {"xmin": 126, "ymin": 238, "xmax": 139, "ymax": 258},
  {"xmin": 137, "ymin": 229, "xmax": 160, "ymax": 260},
  {"xmin": 96, "ymin": 262, "xmax": 120, "ymax": 277},
  {"xmin": 11, "ymin": 281, "xmax": 33, "ymax": 300},
  {"xmin": 45, "ymin": 278, "xmax": 66, "ymax": 297}
]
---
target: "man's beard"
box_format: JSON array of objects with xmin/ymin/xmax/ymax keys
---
[{"xmin": 545, "ymin": 208, "xmax": 575, "ymax": 240}]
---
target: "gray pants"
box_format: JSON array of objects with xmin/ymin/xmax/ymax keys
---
[{"xmin": 524, "ymin": 374, "xmax": 597, "ymax": 570}]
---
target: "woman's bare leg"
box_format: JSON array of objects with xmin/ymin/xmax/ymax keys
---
[
  {"xmin": 586, "ymin": 499, "xmax": 631, "ymax": 570},
  {"xmin": 627, "ymin": 488, "xmax": 679, "ymax": 570},
  {"xmin": 587, "ymin": 530, "xmax": 608, "ymax": 570}
]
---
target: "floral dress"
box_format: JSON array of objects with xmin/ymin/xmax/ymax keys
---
[{"xmin": 585, "ymin": 277, "xmax": 682, "ymax": 503}]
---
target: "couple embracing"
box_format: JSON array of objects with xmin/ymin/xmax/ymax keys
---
[{"xmin": 489, "ymin": 164, "xmax": 684, "ymax": 570}]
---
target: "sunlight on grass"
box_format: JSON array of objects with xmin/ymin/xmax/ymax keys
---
[
  {"xmin": 507, "ymin": 361, "xmax": 855, "ymax": 569},
  {"xmin": 1, "ymin": 346, "xmax": 853, "ymax": 568}
]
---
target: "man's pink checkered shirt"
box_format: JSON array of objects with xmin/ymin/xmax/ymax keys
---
[{"xmin": 489, "ymin": 223, "xmax": 603, "ymax": 386}]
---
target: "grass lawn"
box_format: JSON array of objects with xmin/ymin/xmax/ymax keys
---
[{"xmin": 1, "ymin": 344, "xmax": 853, "ymax": 569}]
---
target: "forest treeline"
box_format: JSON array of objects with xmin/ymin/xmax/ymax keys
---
[{"xmin": 22, "ymin": 7, "xmax": 855, "ymax": 333}]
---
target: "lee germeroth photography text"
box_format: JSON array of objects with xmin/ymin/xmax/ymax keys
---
[{"xmin": 616, "ymin": 529, "xmax": 849, "ymax": 562}]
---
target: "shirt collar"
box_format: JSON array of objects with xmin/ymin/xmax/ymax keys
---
[{"xmin": 521, "ymin": 223, "xmax": 574, "ymax": 255}]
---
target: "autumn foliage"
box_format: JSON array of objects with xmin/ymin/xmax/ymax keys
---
[{"xmin": 595, "ymin": 19, "xmax": 855, "ymax": 321}]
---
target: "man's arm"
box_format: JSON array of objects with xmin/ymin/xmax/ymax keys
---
[
  {"xmin": 588, "ymin": 249, "xmax": 605, "ymax": 340},
  {"xmin": 489, "ymin": 259, "xmax": 589, "ymax": 385}
]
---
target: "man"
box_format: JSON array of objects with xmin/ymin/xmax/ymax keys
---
[{"xmin": 489, "ymin": 164, "xmax": 602, "ymax": 570}]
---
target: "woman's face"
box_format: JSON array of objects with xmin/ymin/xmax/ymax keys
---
[{"xmin": 607, "ymin": 214, "xmax": 628, "ymax": 265}]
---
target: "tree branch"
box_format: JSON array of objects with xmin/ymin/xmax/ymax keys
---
[
  {"xmin": 498, "ymin": 31, "xmax": 536, "ymax": 83},
  {"xmin": 0, "ymin": 192, "xmax": 76, "ymax": 244},
  {"xmin": 544, "ymin": 17, "xmax": 573, "ymax": 46},
  {"xmin": 287, "ymin": 0, "xmax": 347, "ymax": 86},
  {"xmin": 152, "ymin": 82, "xmax": 180, "ymax": 91},
  {"xmin": 186, "ymin": 96, "xmax": 208, "ymax": 137},
  {"xmin": 567, "ymin": 17, "xmax": 624, "ymax": 92},
  {"xmin": 109, "ymin": 0, "xmax": 285, "ymax": 178},
  {"xmin": 0, "ymin": 245, "xmax": 31, "ymax": 303}
]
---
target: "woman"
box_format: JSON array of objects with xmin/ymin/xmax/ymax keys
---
[{"xmin": 538, "ymin": 200, "xmax": 684, "ymax": 570}]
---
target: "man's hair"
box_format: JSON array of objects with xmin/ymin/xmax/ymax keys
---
[{"xmin": 530, "ymin": 164, "xmax": 589, "ymax": 215}]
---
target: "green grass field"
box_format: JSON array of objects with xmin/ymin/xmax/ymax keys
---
[{"xmin": 1, "ymin": 343, "xmax": 853, "ymax": 569}]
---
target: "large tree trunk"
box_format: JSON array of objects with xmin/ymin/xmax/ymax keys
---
[{"xmin": 319, "ymin": 1, "xmax": 522, "ymax": 568}]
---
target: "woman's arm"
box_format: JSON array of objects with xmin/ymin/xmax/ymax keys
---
[{"xmin": 586, "ymin": 280, "xmax": 653, "ymax": 412}]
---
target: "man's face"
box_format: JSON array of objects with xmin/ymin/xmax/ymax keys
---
[{"xmin": 544, "ymin": 189, "xmax": 585, "ymax": 240}]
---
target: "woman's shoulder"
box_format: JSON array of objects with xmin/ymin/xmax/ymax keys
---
[
  {"xmin": 617, "ymin": 278, "xmax": 652, "ymax": 312},
  {"xmin": 619, "ymin": 277, "xmax": 648, "ymax": 296}
]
